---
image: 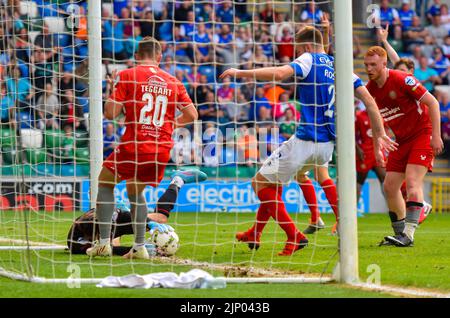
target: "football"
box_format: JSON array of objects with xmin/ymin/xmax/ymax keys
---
[{"xmin": 149, "ymin": 228, "xmax": 180, "ymax": 256}]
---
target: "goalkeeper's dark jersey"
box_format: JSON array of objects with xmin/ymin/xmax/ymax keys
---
[{"xmin": 67, "ymin": 209, "xmax": 134, "ymax": 254}]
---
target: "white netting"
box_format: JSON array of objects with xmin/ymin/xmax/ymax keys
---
[{"xmin": 0, "ymin": 0, "xmax": 342, "ymax": 284}]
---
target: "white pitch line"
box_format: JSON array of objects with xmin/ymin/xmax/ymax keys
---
[{"xmin": 351, "ymin": 282, "xmax": 450, "ymax": 298}]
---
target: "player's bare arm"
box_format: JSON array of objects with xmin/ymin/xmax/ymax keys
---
[
  {"xmin": 175, "ymin": 103, "xmax": 198, "ymax": 128},
  {"xmin": 354, "ymin": 86, "xmax": 398, "ymax": 156},
  {"xmin": 219, "ymin": 64, "xmax": 294, "ymax": 82},
  {"xmin": 377, "ymin": 24, "xmax": 400, "ymax": 65},
  {"xmin": 420, "ymin": 92, "xmax": 444, "ymax": 155},
  {"xmin": 104, "ymin": 70, "xmax": 124, "ymax": 119}
]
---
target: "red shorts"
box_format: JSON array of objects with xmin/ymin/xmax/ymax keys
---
[
  {"xmin": 103, "ymin": 149, "xmax": 171, "ymax": 186},
  {"xmin": 356, "ymin": 151, "xmax": 378, "ymax": 174},
  {"xmin": 386, "ymin": 133, "xmax": 434, "ymax": 173}
]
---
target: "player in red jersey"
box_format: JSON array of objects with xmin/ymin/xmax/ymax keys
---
[
  {"xmin": 355, "ymin": 108, "xmax": 386, "ymax": 201},
  {"xmin": 364, "ymin": 46, "xmax": 443, "ymax": 247},
  {"xmin": 87, "ymin": 37, "xmax": 198, "ymax": 259}
]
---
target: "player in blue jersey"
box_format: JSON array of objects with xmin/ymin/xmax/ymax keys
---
[{"xmin": 220, "ymin": 26, "xmax": 397, "ymax": 256}]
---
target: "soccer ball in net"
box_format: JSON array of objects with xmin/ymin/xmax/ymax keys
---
[{"xmin": 149, "ymin": 229, "xmax": 180, "ymax": 256}]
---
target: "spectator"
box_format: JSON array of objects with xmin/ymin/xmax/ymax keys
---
[
  {"xmin": 140, "ymin": 9, "xmax": 157, "ymax": 38},
  {"xmin": 249, "ymin": 86, "xmax": 272, "ymax": 123},
  {"xmin": 260, "ymin": 3, "xmax": 275, "ymax": 23},
  {"xmin": 273, "ymin": 92, "xmax": 299, "ymax": 121},
  {"xmin": 160, "ymin": 55, "xmax": 176, "ymax": 76},
  {"xmin": 14, "ymin": 28, "xmax": 32, "ymax": 63},
  {"xmin": 260, "ymin": 31, "xmax": 275, "ymax": 61},
  {"xmin": 279, "ymin": 108, "xmax": 297, "ymax": 140},
  {"xmin": 213, "ymin": 24, "xmax": 235, "ymax": 68},
  {"xmin": 173, "ymin": 26, "xmax": 191, "ymax": 63},
  {"xmin": 6, "ymin": 66, "xmax": 33, "ymax": 112},
  {"xmin": 36, "ymin": 83, "xmax": 59, "ymax": 130},
  {"xmin": 102, "ymin": 14, "xmax": 127, "ymax": 62},
  {"xmin": 275, "ymin": 23, "xmax": 294, "ymax": 60},
  {"xmin": 193, "ymin": 23, "xmax": 212, "ymax": 63},
  {"xmin": 33, "ymin": 46, "xmax": 54, "ymax": 97},
  {"xmin": 125, "ymin": 25, "xmax": 143, "ymax": 58},
  {"xmin": 0, "ymin": 81, "xmax": 14, "ymax": 123},
  {"xmin": 300, "ymin": 0, "xmax": 324, "ymax": 24},
  {"xmin": 236, "ymin": 124, "xmax": 259, "ymax": 166},
  {"xmin": 427, "ymin": 0, "xmax": 442, "ymax": 21},
  {"xmin": 440, "ymin": 92, "xmax": 450, "ymax": 124},
  {"xmin": 61, "ymin": 123, "xmax": 75, "ymax": 163},
  {"xmin": 378, "ymin": 0, "xmax": 402, "ymax": 40},
  {"xmin": 217, "ymin": 76, "xmax": 235, "ymax": 106},
  {"xmin": 252, "ymin": 45, "xmax": 269, "ymax": 68},
  {"xmin": 180, "ymin": 11, "xmax": 196, "ymax": 40},
  {"xmin": 265, "ymin": 84, "xmax": 286, "ymax": 106},
  {"xmin": 443, "ymin": 35, "xmax": 450, "ymax": 58},
  {"xmin": 414, "ymin": 55, "xmax": 442, "ymax": 93},
  {"xmin": 198, "ymin": 91, "xmax": 221, "ymax": 123},
  {"xmin": 430, "ymin": 46, "xmax": 450, "ymax": 84},
  {"xmin": 216, "ymin": 0, "xmax": 234, "ymax": 24},
  {"xmin": 174, "ymin": 0, "xmax": 193, "ymax": 22},
  {"xmin": 103, "ymin": 122, "xmax": 119, "ymax": 159},
  {"xmin": 60, "ymin": 90, "xmax": 85, "ymax": 130},
  {"xmin": 403, "ymin": 16, "xmax": 429, "ymax": 50},
  {"xmin": 398, "ymin": 0, "xmax": 417, "ymax": 32},
  {"xmin": 235, "ymin": 26, "xmax": 253, "ymax": 62},
  {"xmin": 426, "ymin": 15, "xmax": 448, "ymax": 46},
  {"xmin": 409, "ymin": 45, "xmax": 431, "ymax": 67},
  {"xmin": 120, "ymin": 7, "xmax": 134, "ymax": 38},
  {"xmin": 192, "ymin": 74, "xmax": 213, "ymax": 105},
  {"xmin": 440, "ymin": 4, "xmax": 450, "ymax": 31}
]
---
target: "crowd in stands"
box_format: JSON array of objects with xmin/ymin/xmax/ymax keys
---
[{"xmin": 0, "ymin": 0, "xmax": 449, "ymax": 169}]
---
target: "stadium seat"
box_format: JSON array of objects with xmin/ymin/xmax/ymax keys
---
[
  {"xmin": 74, "ymin": 130, "xmax": 89, "ymax": 147},
  {"xmin": 36, "ymin": 163, "xmax": 55, "ymax": 176},
  {"xmin": 43, "ymin": 17, "xmax": 66, "ymax": 33},
  {"xmin": 25, "ymin": 148, "xmax": 47, "ymax": 164},
  {"xmin": 44, "ymin": 130, "xmax": 64, "ymax": 149},
  {"xmin": 0, "ymin": 129, "xmax": 15, "ymax": 147},
  {"xmin": 1, "ymin": 146, "xmax": 17, "ymax": 165},
  {"xmin": 75, "ymin": 148, "xmax": 89, "ymax": 163},
  {"xmin": 20, "ymin": 129, "xmax": 43, "ymax": 149},
  {"xmin": 20, "ymin": 1, "xmax": 38, "ymax": 18}
]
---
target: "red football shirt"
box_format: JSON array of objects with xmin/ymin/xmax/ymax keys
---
[
  {"xmin": 366, "ymin": 69, "xmax": 431, "ymax": 143},
  {"xmin": 355, "ymin": 110, "xmax": 374, "ymax": 154},
  {"xmin": 110, "ymin": 65, "xmax": 193, "ymax": 155}
]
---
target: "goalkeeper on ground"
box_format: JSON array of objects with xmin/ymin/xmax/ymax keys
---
[{"xmin": 67, "ymin": 169, "xmax": 207, "ymax": 255}]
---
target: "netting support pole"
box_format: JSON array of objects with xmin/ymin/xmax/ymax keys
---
[
  {"xmin": 333, "ymin": 0, "xmax": 359, "ymax": 284},
  {"xmin": 88, "ymin": 0, "xmax": 103, "ymax": 209}
]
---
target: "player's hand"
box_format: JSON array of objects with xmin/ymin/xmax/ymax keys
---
[
  {"xmin": 377, "ymin": 134, "xmax": 398, "ymax": 152},
  {"xmin": 147, "ymin": 221, "xmax": 173, "ymax": 233},
  {"xmin": 219, "ymin": 68, "xmax": 240, "ymax": 80},
  {"xmin": 377, "ymin": 24, "xmax": 389, "ymax": 43},
  {"xmin": 375, "ymin": 149, "xmax": 386, "ymax": 168},
  {"xmin": 431, "ymin": 135, "xmax": 444, "ymax": 156},
  {"xmin": 147, "ymin": 212, "xmax": 168, "ymax": 224},
  {"xmin": 321, "ymin": 14, "xmax": 330, "ymax": 30},
  {"xmin": 106, "ymin": 69, "xmax": 119, "ymax": 88}
]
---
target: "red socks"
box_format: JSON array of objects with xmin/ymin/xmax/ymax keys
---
[
  {"xmin": 250, "ymin": 186, "xmax": 300, "ymax": 241},
  {"xmin": 249, "ymin": 187, "xmax": 274, "ymax": 234},
  {"xmin": 321, "ymin": 179, "xmax": 338, "ymax": 221},
  {"xmin": 299, "ymin": 179, "xmax": 319, "ymax": 223}
]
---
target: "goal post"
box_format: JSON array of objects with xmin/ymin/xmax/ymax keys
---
[
  {"xmin": 333, "ymin": 0, "xmax": 359, "ymax": 284},
  {"xmin": 87, "ymin": 0, "xmax": 103, "ymax": 210}
]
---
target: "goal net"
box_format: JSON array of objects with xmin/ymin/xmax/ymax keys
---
[{"xmin": 0, "ymin": 0, "xmax": 356, "ymax": 285}]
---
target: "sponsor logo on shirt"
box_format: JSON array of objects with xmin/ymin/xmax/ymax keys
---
[
  {"xmin": 405, "ymin": 76, "xmax": 416, "ymax": 86},
  {"xmin": 379, "ymin": 106, "xmax": 404, "ymax": 122}
]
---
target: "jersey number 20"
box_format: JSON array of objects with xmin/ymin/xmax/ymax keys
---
[{"xmin": 139, "ymin": 93, "xmax": 168, "ymax": 127}]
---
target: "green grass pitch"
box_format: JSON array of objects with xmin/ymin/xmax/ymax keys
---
[{"xmin": 0, "ymin": 211, "xmax": 449, "ymax": 298}]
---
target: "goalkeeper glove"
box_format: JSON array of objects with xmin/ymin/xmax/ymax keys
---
[{"xmin": 147, "ymin": 221, "xmax": 174, "ymax": 233}]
